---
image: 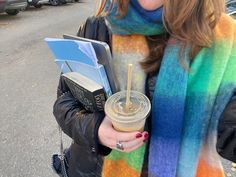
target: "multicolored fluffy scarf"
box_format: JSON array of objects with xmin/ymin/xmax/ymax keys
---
[{"xmin": 102, "ymin": 1, "xmax": 236, "ymax": 177}]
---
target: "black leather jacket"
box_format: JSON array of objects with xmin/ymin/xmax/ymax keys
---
[
  {"xmin": 53, "ymin": 76, "xmax": 110, "ymax": 177},
  {"xmin": 53, "ymin": 17, "xmax": 236, "ymax": 177}
]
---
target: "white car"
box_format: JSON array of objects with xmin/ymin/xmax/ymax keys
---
[
  {"xmin": 27, "ymin": 0, "xmax": 48, "ymax": 8},
  {"xmin": 0, "ymin": 0, "xmax": 27, "ymax": 15}
]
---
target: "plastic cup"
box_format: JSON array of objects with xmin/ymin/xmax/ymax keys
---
[{"xmin": 104, "ymin": 90, "xmax": 151, "ymax": 132}]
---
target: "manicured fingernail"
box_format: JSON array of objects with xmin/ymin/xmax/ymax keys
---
[
  {"xmin": 144, "ymin": 133, "xmax": 149, "ymax": 139},
  {"xmin": 136, "ymin": 133, "xmax": 142, "ymax": 138},
  {"xmin": 143, "ymin": 133, "xmax": 149, "ymax": 142}
]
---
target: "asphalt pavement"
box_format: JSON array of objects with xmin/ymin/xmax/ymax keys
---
[
  {"xmin": 0, "ymin": 1, "xmax": 235, "ymax": 177},
  {"xmin": 0, "ymin": 1, "xmax": 94, "ymax": 176}
]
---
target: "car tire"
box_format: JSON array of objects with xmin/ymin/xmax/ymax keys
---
[
  {"xmin": 26, "ymin": 2, "xmax": 31, "ymax": 9},
  {"xmin": 58, "ymin": 0, "xmax": 67, "ymax": 4},
  {"xmin": 49, "ymin": 0, "xmax": 60, "ymax": 6},
  {"xmin": 6, "ymin": 9, "xmax": 19, "ymax": 15},
  {"xmin": 34, "ymin": 4, "xmax": 42, "ymax": 8}
]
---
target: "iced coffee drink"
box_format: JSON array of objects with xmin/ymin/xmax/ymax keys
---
[{"xmin": 105, "ymin": 90, "xmax": 151, "ymax": 132}]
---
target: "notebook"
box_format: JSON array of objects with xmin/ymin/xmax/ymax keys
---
[{"xmin": 63, "ymin": 34, "xmax": 119, "ymax": 94}]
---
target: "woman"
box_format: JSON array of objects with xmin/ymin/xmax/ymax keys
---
[{"xmin": 53, "ymin": 0, "xmax": 236, "ymax": 177}]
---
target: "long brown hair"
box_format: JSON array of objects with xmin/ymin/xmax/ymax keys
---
[{"xmin": 96, "ymin": 0, "xmax": 225, "ymax": 74}]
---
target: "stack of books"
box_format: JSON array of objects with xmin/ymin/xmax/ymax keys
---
[{"xmin": 45, "ymin": 36, "xmax": 118, "ymax": 112}]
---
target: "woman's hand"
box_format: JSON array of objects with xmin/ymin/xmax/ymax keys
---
[{"xmin": 98, "ymin": 116, "xmax": 149, "ymax": 153}]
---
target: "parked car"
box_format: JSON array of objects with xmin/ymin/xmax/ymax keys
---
[
  {"xmin": 48, "ymin": 0, "xmax": 66, "ymax": 6},
  {"xmin": 226, "ymin": 0, "xmax": 236, "ymax": 19},
  {"xmin": 0, "ymin": 0, "xmax": 27, "ymax": 15},
  {"xmin": 27, "ymin": 0, "xmax": 42, "ymax": 8},
  {"xmin": 27, "ymin": 0, "xmax": 50, "ymax": 8},
  {"xmin": 48, "ymin": 0, "xmax": 78, "ymax": 6}
]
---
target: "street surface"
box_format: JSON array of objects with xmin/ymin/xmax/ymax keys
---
[
  {"xmin": 0, "ymin": 1, "xmax": 94, "ymax": 176},
  {"xmin": 0, "ymin": 1, "xmax": 235, "ymax": 177}
]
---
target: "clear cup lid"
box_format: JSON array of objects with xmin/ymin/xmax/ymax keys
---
[{"xmin": 105, "ymin": 90, "xmax": 151, "ymax": 122}]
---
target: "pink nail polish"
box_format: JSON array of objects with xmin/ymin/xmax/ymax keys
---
[
  {"xmin": 144, "ymin": 133, "xmax": 149, "ymax": 139},
  {"xmin": 136, "ymin": 133, "xmax": 142, "ymax": 138}
]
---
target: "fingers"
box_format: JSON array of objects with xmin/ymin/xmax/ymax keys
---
[
  {"xmin": 98, "ymin": 116, "xmax": 149, "ymax": 153},
  {"xmin": 104, "ymin": 128, "xmax": 148, "ymax": 149},
  {"xmin": 112, "ymin": 131, "xmax": 149, "ymax": 152},
  {"xmin": 124, "ymin": 141, "xmax": 144, "ymax": 153},
  {"xmin": 114, "ymin": 130, "xmax": 143, "ymax": 142},
  {"xmin": 115, "ymin": 137, "xmax": 145, "ymax": 153}
]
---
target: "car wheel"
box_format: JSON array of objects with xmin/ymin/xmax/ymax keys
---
[
  {"xmin": 49, "ymin": 0, "xmax": 60, "ymax": 6},
  {"xmin": 26, "ymin": 2, "xmax": 31, "ymax": 9},
  {"xmin": 58, "ymin": 0, "xmax": 67, "ymax": 4},
  {"xmin": 6, "ymin": 9, "xmax": 19, "ymax": 15},
  {"xmin": 34, "ymin": 4, "xmax": 42, "ymax": 8}
]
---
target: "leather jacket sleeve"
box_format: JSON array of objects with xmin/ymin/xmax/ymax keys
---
[
  {"xmin": 53, "ymin": 76, "xmax": 111, "ymax": 155},
  {"xmin": 217, "ymin": 93, "xmax": 236, "ymax": 162}
]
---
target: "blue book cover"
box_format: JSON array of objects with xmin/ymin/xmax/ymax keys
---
[{"xmin": 45, "ymin": 38, "xmax": 112, "ymax": 97}]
